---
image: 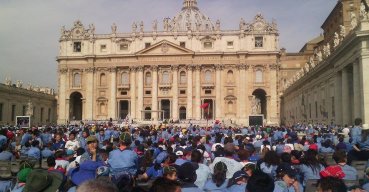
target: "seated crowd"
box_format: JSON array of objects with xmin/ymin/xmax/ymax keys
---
[{"xmin": 0, "ymin": 118, "xmax": 368, "ymax": 192}]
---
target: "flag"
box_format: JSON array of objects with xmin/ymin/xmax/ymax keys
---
[{"xmin": 200, "ymin": 103, "xmax": 209, "ymax": 109}]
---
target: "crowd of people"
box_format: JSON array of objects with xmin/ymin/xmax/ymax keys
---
[{"xmin": 0, "ymin": 118, "xmax": 368, "ymax": 192}]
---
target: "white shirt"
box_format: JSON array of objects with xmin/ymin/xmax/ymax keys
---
[
  {"xmin": 65, "ymin": 139, "xmax": 80, "ymax": 151},
  {"xmin": 209, "ymin": 157, "xmax": 243, "ymax": 179}
]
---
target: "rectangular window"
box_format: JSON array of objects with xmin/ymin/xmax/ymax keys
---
[
  {"xmin": 227, "ymin": 41, "xmax": 234, "ymax": 49},
  {"xmin": 100, "ymin": 44, "xmax": 107, "ymax": 52},
  {"xmin": 204, "ymin": 42, "xmax": 213, "ymax": 49},
  {"xmin": 40, "ymin": 107, "xmax": 44, "ymax": 122},
  {"xmin": 180, "ymin": 42, "xmax": 186, "ymax": 48},
  {"xmin": 145, "ymin": 43, "xmax": 151, "ymax": 48},
  {"xmin": 120, "ymin": 43, "xmax": 129, "ymax": 51},
  {"xmin": 145, "ymin": 90, "xmax": 151, "ymax": 95},
  {"xmin": 11, "ymin": 104, "xmax": 16, "ymax": 121},
  {"xmin": 23, "ymin": 105, "xmax": 27, "ymax": 116},
  {"xmin": 255, "ymin": 37, "xmax": 263, "ymax": 48},
  {"xmin": 121, "ymin": 91, "xmax": 128, "ymax": 95},
  {"xmin": 205, "ymin": 90, "xmax": 212, "ymax": 94},
  {"xmin": 309, "ymin": 103, "xmax": 312, "ymax": 118},
  {"xmin": 73, "ymin": 42, "xmax": 81, "ymax": 52},
  {"xmin": 180, "ymin": 90, "xmax": 186, "ymax": 94},
  {"xmin": 0, "ymin": 103, "xmax": 3, "ymax": 121}
]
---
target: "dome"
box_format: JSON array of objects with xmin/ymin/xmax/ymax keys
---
[{"xmin": 168, "ymin": 0, "xmax": 214, "ymax": 32}]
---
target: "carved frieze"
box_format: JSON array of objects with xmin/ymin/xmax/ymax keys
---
[
  {"xmin": 59, "ymin": 68, "xmax": 68, "ymax": 74},
  {"xmin": 269, "ymin": 64, "xmax": 279, "ymax": 70},
  {"xmin": 215, "ymin": 64, "xmax": 224, "ymax": 71}
]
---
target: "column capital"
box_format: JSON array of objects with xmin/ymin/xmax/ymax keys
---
[
  {"xmin": 186, "ymin": 64, "xmax": 194, "ymax": 71},
  {"xmin": 236, "ymin": 64, "xmax": 249, "ymax": 70},
  {"xmin": 171, "ymin": 65, "xmax": 179, "ymax": 71},
  {"xmin": 269, "ymin": 63, "xmax": 280, "ymax": 70},
  {"xmin": 151, "ymin": 65, "xmax": 159, "ymax": 71},
  {"xmin": 84, "ymin": 67, "xmax": 95, "ymax": 73},
  {"xmin": 59, "ymin": 68, "xmax": 68, "ymax": 74},
  {"xmin": 108, "ymin": 67, "xmax": 117, "ymax": 72},
  {"xmin": 136, "ymin": 66, "xmax": 144, "ymax": 72},
  {"xmin": 194, "ymin": 65, "xmax": 201, "ymax": 71},
  {"xmin": 129, "ymin": 66, "xmax": 137, "ymax": 71},
  {"xmin": 215, "ymin": 64, "xmax": 224, "ymax": 71}
]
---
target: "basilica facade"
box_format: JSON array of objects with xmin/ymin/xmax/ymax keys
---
[{"xmin": 57, "ymin": 0, "xmax": 306, "ymax": 125}]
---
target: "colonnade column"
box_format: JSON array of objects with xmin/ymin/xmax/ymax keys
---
[
  {"xmin": 353, "ymin": 62, "xmax": 361, "ymax": 120},
  {"xmin": 84, "ymin": 67, "xmax": 95, "ymax": 120},
  {"xmin": 342, "ymin": 67, "xmax": 350, "ymax": 125},
  {"xmin": 359, "ymin": 56, "xmax": 369, "ymax": 124},
  {"xmin": 152, "ymin": 66, "xmax": 158, "ymax": 122},
  {"xmin": 195, "ymin": 65, "xmax": 201, "ymax": 120},
  {"xmin": 186, "ymin": 65, "xmax": 193, "ymax": 119},
  {"xmin": 130, "ymin": 67, "xmax": 137, "ymax": 119},
  {"xmin": 137, "ymin": 66, "xmax": 144, "ymax": 120},
  {"xmin": 334, "ymin": 71, "xmax": 342, "ymax": 125},
  {"xmin": 57, "ymin": 68, "xmax": 67, "ymax": 124},
  {"xmin": 172, "ymin": 66, "xmax": 179, "ymax": 121},
  {"xmin": 215, "ymin": 65, "xmax": 223, "ymax": 119},
  {"xmin": 109, "ymin": 67, "xmax": 117, "ymax": 120}
]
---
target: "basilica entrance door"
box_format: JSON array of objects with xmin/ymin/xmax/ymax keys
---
[{"xmin": 70, "ymin": 92, "xmax": 83, "ymax": 120}]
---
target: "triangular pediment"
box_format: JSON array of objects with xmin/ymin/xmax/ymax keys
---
[{"xmin": 136, "ymin": 40, "xmax": 194, "ymax": 56}]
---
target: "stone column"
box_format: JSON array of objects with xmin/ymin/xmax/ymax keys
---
[
  {"xmin": 109, "ymin": 67, "xmax": 117, "ymax": 120},
  {"xmin": 186, "ymin": 65, "xmax": 193, "ymax": 119},
  {"xmin": 57, "ymin": 68, "xmax": 68, "ymax": 124},
  {"xmin": 237, "ymin": 64, "xmax": 248, "ymax": 121},
  {"xmin": 152, "ymin": 66, "xmax": 158, "ymax": 122},
  {"xmin": 353, "ymin": 62, "xmax": 361, "ymax": 120},
  {"xmin": 215, "ymin": 64, "xmax": 223, "ymax": 119},
  {"xmin": 130, "ymin": 67, "xmax": 137, "ymax": 119},
  {"xmin": 342, "ymin": 67, "xmax": 350, "ymax": 125},
  {"xmin": 84, "ymin": 67, "xmax": 95, "ymax": 120},
  {"xmin": 334, "ymin": 71, "xmax": 343, "ymax": 125},
  {"xmin": 268, "ymin": 64, "xmax": 279, "ymax": 124},
  {"xmin": 172, "ymin": 66, "xmax": 179, "ymax": 121},
  {"xmin": 137, "ymin": 66, "xmax": 144, "ymax": 120},
  {"xmin": 359, "ymin": 56, "xmax": 369, "ymax": 124},
  {"xmin": 195, "ymin": 65, "xmax": 201, "ymax": 120}
]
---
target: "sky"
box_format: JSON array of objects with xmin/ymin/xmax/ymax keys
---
[{"xmin": 0, "ymin": 0, "xmax": 337, "ymax": 89}]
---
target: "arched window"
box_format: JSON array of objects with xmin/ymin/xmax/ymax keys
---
[
  {"xmin": 227, "ymin": 70, "xmax": 234, "ymax": 83},
  {"xmin": 180, "ymin": 71, "xmax": 186, "ymax": 84},
  {"xmin": 121, "ymin": 72, "xmax": 129, "ymax": 85},
  {"xmin": 255, "ymin": 69, "xmax": 263, "ymax": 83},
  {"xmin": 162, "ymin": 71, "xmax": 170, "ymax": 84},
  {"xmin": 100, "ymin": 73, "xmax": 107, "ymax": 86},
  {"xmin": 73, "ymin": 73, "xmax": 81, "ymax": 87},
  {"xmin": 205, "ymin": 70, "xmax": 212, "ymax": 83},
  {"xmin": 228, "ymin": 101, "xmax": 233, "ymax": 112},
  {"xmin": 145, "ymin": 72, "xmax": 152, "ymax": 86}
]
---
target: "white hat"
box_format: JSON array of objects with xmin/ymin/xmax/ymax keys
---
[
  {"xmin": 363, "ymin": 124, "xmax": 369, "ymax": 130},
  {"xmin": 175, "ymin": 151, "xmax": 184, "ymax": 156}
]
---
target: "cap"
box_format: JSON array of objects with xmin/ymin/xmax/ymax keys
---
[
  {"xmin": 96, "ymin": 166, "xmax": 110, "ymax": 177},
  {"xmin": 320, "ymin": 165, "xmax": 345, "ymax": 179},
  {"xmin": 17, "ymin": 168, "xmax": 32, "ymax": 182},
  {"xmin": 175, "ymin": 150, "xmax": 184, "ymax": 156},
  {"xmin": 119, "ymin": 132, "xmax": 132, "ymax": 143},
  {"xmin": 86, "ymin": 136, "xmax": 97, "ymax": 143},
  {"xmin": 309, "ymin": 144, "xmax": 318, "ymax": 151},
  {"xmin": 232, "ymin": 170, "xmax": 248, "ymax": 180},
  {"xmin": 276, "ymin": 163, "xmax": 297, "ymax": 178}
]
